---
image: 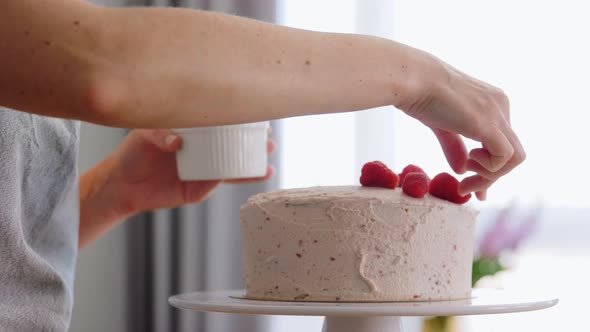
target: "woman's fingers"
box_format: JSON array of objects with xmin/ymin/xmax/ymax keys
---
[
  {"xmin": 475, "ymin": 190, "xmax": 487, "ymax": 201},
  {"xmin": 465, "ymin": 159, "xmax": 494, "ymax": 179},
  {"xmin": 140, "ymin": 130, "xmax": 275, "ymax": 155},
  {"xmin": 434, "ymin": 121, "xmax": 523, "ymax": 199},
  {"xmin": 502, "ymin": 125, "xmax": 526, "ymax": 171},
  {"xmin": 225, "ymin": 165, "xmax": 275, "ymax": 184},
  {"xmin": 181, "ymin": 180, "xmax": 221, "ymax": 203},
  {"xmin": 433, "ymin": 128, "xmax": 469, "ymax": 174},
  {"xmin": 466, "ymin": 148, "xmax": 524, "ymax": 181},
  {"xmin": 465, "ymin": 125, "xmax": 525, "ymax": 184},
  {"xmin": 139, "ymin": 129, "xmax": 276, "ymax": 156},
  {"xmin": 399, "ymin": 56, "xmax": 524, "ymax": 198},
  {"xmin": 470, "ymin": 124, "xmax": 514, "ymax": 173},
  {"xmin": 137, "ymin": 129, "xmax": 183, "ymax": 152},
  {"xmin": 267, "ymin": 138, "xmax": 276, "ymax": 155},
  {"xmin": 461, "ymin": 125, "xmax": 524, "ymax": 199},
  {"xmin": 458, "ymin": 175, "xmax": 494, "ymax": 196}
]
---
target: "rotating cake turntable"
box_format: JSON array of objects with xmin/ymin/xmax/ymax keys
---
[{"xmin": 169, "ymin": 288, "xmax": 558, "ymax": 332}]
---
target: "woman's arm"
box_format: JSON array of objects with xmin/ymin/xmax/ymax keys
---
[
  {"xmin": 1, "ymin": 0, "xmax": 421, "ymax": 127},
  {"xmin": 1, "ymin": 0, "xmax": 524, "ymax": 195},
  {"xmin": 0, "ymin": 0, "xmax": 101, "ymax": 121},
  {"xmin": 78, "ymin": 150, "xmax": 125, "ymax": 248}
]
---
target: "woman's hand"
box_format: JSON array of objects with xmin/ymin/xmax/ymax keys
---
[
  {"xmin": 108, "ymin": 129, "xmax": 275, "ymax": 214},
  {"xmin": 396, "ymin": 52, "xmax": 526, "ymax": 200},
  {"xmin": 79, "ymin": 129, "xmax": 274, "ymax": 248}
]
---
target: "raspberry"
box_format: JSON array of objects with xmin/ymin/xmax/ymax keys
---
[
  {"xmin": 428, "ymin": 172, "xmax": 471, "ymax": 204},
  {"xmin": 399, "ymin": 164, "xmax": 426, "ymax": 187},
  {"xmin": 402, "ymin": 172, "xmax": 430, "ymax": 198},
  {"xmin": 360, "ymin": 161, "xmax": 399, "ymax": 189}
]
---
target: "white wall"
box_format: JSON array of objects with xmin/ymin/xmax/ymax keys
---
[{"xmin": 70, "ymin": 124, "xmax": 127, "ymax": 332}]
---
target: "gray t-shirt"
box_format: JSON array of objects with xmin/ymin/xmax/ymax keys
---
[{"xmin": 0, "ymin": 107, "xmax": 79, "ymax": 331}]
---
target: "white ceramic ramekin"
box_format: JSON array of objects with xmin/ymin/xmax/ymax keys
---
[{"xmin": 173, "ymin": 122, "xmax": 268, "ymax": 180}]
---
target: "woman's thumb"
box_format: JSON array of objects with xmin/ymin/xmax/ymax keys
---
[{"xmin": 140, "ymin": 129, "xmax": 183, "ymax": 152}]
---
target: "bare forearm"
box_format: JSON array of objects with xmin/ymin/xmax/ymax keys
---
[
  {"xmin": 94, "ymin": 7, "xmax": 422, "ymax": 127},
  {"xmin": 79, "ymin": 155, "xmax": 128, "ymax": 249},
  {"xmin": 1, "ymin": 0, "xmax": 424, "ymax": 127},
  {"xmin": 0, "ymin": 0, "xmax": 107, "ymax": 120}
]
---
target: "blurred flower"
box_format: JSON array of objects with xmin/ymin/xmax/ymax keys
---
[
  {"xmin": 477, "ymin": 203, "xmax": 541, "ymax": 259},
  {"xmin": 505, "ymin": 209, "xmax": 540, "ymax": 251},
  {"xmin": 478, "ymin": 204, "xmax": 514, "ymax": 258}
]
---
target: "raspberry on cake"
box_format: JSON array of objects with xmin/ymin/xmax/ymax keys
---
[
  {"xmin": 429, "ymin": 172, "xmax": 472, "ymax": 204},
  {"xmin": 360, "ymin": 161, "xmax": 399, "ymax": 189},
  {"xmin": 240, "ymin": 186, "xmax": 477, "ymax": 302},
  {"xmin": 399, "ymin": 164, "xmax": 427, "ymax": 187},
  {"xmin": 402, "ymin": 172, "xmax": 430, "ymax": 198}
]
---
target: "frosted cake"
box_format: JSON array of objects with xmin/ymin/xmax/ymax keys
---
[{"xmin": 240, "ymin": 186, "xmax": 477, "ymax": 302}]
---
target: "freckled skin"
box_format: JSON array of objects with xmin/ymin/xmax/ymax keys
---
[{"xmin": 1, "ymin": 0, "xmax": 417, "ymax": 127}]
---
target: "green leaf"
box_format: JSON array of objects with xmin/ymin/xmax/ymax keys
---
[{"xmin": 472, "ymin": 257, "xmax": 507, "ymax": 287}]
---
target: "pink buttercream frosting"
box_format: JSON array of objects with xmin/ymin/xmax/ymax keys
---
[{"xmin": 240, "ymin": 186, "xmax": 477, "ymax": 302}]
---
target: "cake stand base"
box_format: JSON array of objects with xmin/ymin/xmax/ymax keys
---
[
  {"xmin": 169, "ymin": 289, "xmax": 557, "ymax": 332},
  {"xmin": 322, "ymin": 316, "xmax": 404, "ymax": 332}
]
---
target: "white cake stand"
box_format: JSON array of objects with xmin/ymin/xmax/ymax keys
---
[{"xmin": 169, "ymin": 289, "xmax": 558, "ymax": 332}]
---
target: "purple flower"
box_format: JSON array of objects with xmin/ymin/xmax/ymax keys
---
[
  {"xmin": 478, "ymin": 204, "xmax": 513, "ymax": 258},
  {"xmin": 505, "ymin": 209, "xmax": 540, "ymax": 251},
  {"xmin": 477, "ymin": 204, "xmax": 541, "ymax": 258}
]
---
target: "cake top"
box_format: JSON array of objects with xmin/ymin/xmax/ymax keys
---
[{"xmin": 244, "ymin": 185, "xmax": 476, "ymax": 214}]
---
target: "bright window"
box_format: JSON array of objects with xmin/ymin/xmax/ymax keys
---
[{"xmin": 276, "ymin": 1, "xmax": 589, "ymax": 331}]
